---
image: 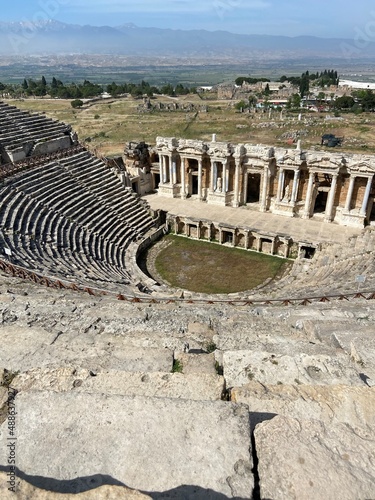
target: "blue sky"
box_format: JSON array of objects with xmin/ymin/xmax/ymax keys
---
[{"xmin": 3, "ymin": 0, "xmax": 375, "ymax": 38}]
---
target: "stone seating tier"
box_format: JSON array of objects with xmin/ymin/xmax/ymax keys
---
[{"xmin": 0, "ymin": 148, "xmax": 156, "ymax": 293}]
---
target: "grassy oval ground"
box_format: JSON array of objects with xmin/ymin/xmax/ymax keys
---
[{"xmin": 153, "ymin": 235, "xmax": 290, "ymax": 294}]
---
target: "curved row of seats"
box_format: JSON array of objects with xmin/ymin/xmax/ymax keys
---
[
  {"xmin": 0, "ymin": 101, "xmax": 71, "ymax": 152},
  {"xmin": 0, "ymin": 149, "xmax": 156, "ymax": 292}
]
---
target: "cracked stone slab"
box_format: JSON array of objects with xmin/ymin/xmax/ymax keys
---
[
  {"xmin": 222, "ymin": 350, "xmax": 364, "ymax": 387},
  {"xmin": 0, "ymin": 391, "xmax": 253, "ymax": 498},
  {"xmin": 254, "ymin": 415, "xmax": 375, "ymax": 500}
]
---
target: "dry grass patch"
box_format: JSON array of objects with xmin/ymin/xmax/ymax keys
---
[
  {"xmin": 8, "ymin": 97, "xmax": 375, "ymax": 156},
  {"xmin": 154, "ymin": 234, "xmax": 288, "ymax": 294}
]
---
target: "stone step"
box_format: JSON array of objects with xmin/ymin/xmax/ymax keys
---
[
  {"xmin": 0, "ymin": 391, "xmax": 254, "ymax": 498},
  {"xmin": 0, "ymin": 325, "xmax": 173, "ymax": 373},
  {"xmin": 254, "ymin": 415, "xmax": 375, "ymax": 500},
  {"xmin": 221, "ymin": 349, "xmax": 365, "ymax": 387},
  {"xmin": 11, "ymin": 367, "xmax": 225, "ymax": 401},
  {"xmin": 174, "ymin": 352, "xmax": 218, "ymax": 375},
  {"xmin": 231, "ymin": 381, "xmax": 375, "ymax": 430}
]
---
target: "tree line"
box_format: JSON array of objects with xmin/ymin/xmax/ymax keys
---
[
  {"xmin": 236, "ymin": 69, "xmax": 340, "ymax": 98},
  {"xmin": 0, "ymin": 76, "xmax": 196, "ymax": 99}
]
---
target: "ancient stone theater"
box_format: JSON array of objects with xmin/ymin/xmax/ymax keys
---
[{"xmin": 1, "ymin": 101, "xmax": 375, "ymax": 500}]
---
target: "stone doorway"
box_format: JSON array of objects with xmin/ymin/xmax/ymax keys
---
[
  {"xmin": 314, "ymin": 190, "xmax": 328, "ymax": 214},
  {"xmin": 191, "ymin": 173, "xmax": 199, "ymax": 195},
  {"xmin": 247, "ymin": 173, "xmax": 261, "ymax": 203},
  {"xmin": 153, "ymin": 173, "xmax": 160, "ymax": 190}
]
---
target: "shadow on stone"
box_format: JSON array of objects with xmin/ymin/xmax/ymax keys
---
[
  {"xmin": 0, "ymin": 467, "xmax": 251, "ymax": 499},
  {"xmin": 249, "ymin": 411, "xmax": 277, "ymax": 432},
  {"xmin": 147, "ymin": 485, "xmax": 250, "ymax": 499},
  {"xmin": 0, "ymin": 466, "xmax": 125, "ymax": 494}
]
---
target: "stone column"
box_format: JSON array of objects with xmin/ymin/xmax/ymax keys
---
[
  {"xmin": 244, "ymin": 230, "xmax": 249, "ymax": 250},
  {"xmin": 291, "ymin": 169, "xmax": 300, "ymax": 203},
  {"xmin": 197, "ymin": 222, "xmax": 201, "ymax": 239},
  {"xmin": 233, "ymin": 160, "xmax": 241, "ymax": 207},
  {"xmin": 257, "ymin": 237, "xmax": 262, "ymax": 252},
  {"xmin": 210, "ymin": 160, "xmax": 218, "ymax": 192},
  {"xmin": 260, "ymin": 167, "xmax": 269, "ymax": 212},
  {"xmin": 243, "ymin": 169, "xmax": 248, "ymax": 204},
  {"xmin": 302, "ymin": 171, "xmax": 315, "ymax": 219},
  {"xmin": 225, "ymin": 161, "xmax": 229, "ymax": 193},
  {"xmin": 344, "ymin": 175, "xmax": 356, "ymax": 212},
  {"xmin": 169, "ymin": 156, "xmax": 173, "ymax": 186},
  {"xmin": 284, "ymin": 240, "xmax": 289, "ymax": 258},
  {"xmin": 172, "ymin": 158, "xmax": 177, "ymax": 185},
  {"xmin": 276, "ymin": 168, "xmax": 285, "ymax": 202},
  {"xmin": 222, "ymin": 161, "xmax": 227, "ymax": 193},
  {"xmin": 181, "ymin": 158, "xmax": 186, "ymax": 199},
  {"xmin": 270, "ymin": 238, "xmax": 276, "ymax": 255},
  {"xmin": 160, "ymin": 155, "xmax": 166, "ymax": 184},
  {"xmin": 198, "ymin": 159, "xmax": 203, "ymax": 200},
  {"xmin": 324, "ymin": 173, "xmax": 338, "ymax": 222},
  {"xmin": 360, "ymin": 176, "xmax": 373, "ymax": 215}
]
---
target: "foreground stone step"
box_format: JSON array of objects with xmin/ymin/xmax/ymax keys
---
[
  {"xmin": 11, "ymin": 367, "xmax": 225, "ymax": 401},
  {"xmin": 0, "ymin": 391, "xmax": 253, "ymax": 498},
  {"xmin": 0, "ymin": 472, "xmax": 151, "ymax": 499},
  {"xmin": 0, "ymin": 325, "xmax": 173, "ymax": 373},
  {"xmin": 221, "ymin": 350, "xmax": 364, "ymax": 387},
  {"xmin": 254, "ymin": 415, "xmax": 375, "ymax": 500},
  {"xmin": 231, "ymin": 381, "xmax": 375, "ymax": 431}
]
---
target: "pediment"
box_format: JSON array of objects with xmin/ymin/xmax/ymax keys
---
[{"xmin": 348, "ymin": 161, "xmax": 375, "ymax": 173}]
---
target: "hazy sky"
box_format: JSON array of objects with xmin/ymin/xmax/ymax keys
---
[{"xmin": 3, "ymin": 0, "xmax": 375, "ymax": 38}]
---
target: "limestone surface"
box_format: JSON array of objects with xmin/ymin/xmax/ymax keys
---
[
  {"xmin": 0, "ymin": 391, "xmax": 254, "ymax": 498},
  {"xmin": 12, "ymin": 368, "xmax": 225, "ymax": 401},
  {"xmin": 254, "ymin": 415, "xmax": 375, "ymax": 500},
  {"xmin": 222, "ymin": 349, "xmax": 364, "ymax": 387},
  {"xmin": 232, "ymin": 382, "xmax": 375, "ymax": 430}
]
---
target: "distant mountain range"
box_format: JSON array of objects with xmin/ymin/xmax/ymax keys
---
[{"xmin": 0, "ymin": 20, "xmax": 374, "ymax": 60}]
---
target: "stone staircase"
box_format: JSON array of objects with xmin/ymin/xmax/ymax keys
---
[{"xmin": 0, "ymin": 279, "xmax": 374, "ymax": 498}]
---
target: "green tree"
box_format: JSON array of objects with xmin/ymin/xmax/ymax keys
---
[
  {"xmin": 299, "ymin": 72, "xmax": 309, "ymax": 98},
  {"xmin": 334, "ymin": 95, "xmax": 355, "ymax": 110},
  {"xmin": 71, "ymin": 99, "xmax": 84, "ymax": 108}
]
